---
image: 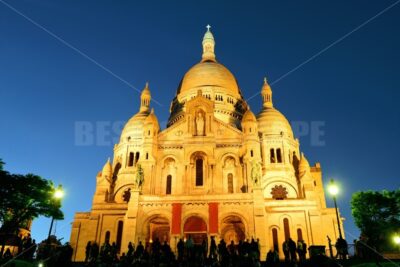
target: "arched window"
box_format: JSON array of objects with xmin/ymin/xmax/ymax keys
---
[
  {"xmin": 277, "ymin": 148, "xmax": 282, "ymax": 163},
  {"xmin": 116, "ymin": 221, "xmax": 123, "ymax": 252},
  {"xmin": 146, "ymin": 153, "xmax": 149, "ymax": 160},
  {"xmin": 195, "ymin": 158, "xmax": 203, "ymax": 186},
  {"xmin": 270, "ymin": 149, "xmax": 276, "ymax": 163},
  {"xmin": 128, "ymin": 152, "xmax": 134, "ymax": 167},
  {"xmin": 272, "ymin": 228, "xmax": 279, "ymax": 251},
  {"xmin": 135, "ymin": 152, "xmax": 140, "ymax": 164},
  {"xmin": 297, "ymin": 228, "xmax": 303, "ymax": 241},
  {"xmin": 250, "ymin": 150, "xmax": 254, "ymax": 157},
  {"xmin": 166, "ymin": 175, "xmax": 172, "ymax": 195},
  {"xmin": 105, "ymin": 231, "xmax": 110, "ymax": 243},
  {"xmin": 227, "ymin": 173, "xmax": 233, "ymax": 193},
  {"xmin": 283, "ymin": 218, "xmax": 290, "ymax": 241}
]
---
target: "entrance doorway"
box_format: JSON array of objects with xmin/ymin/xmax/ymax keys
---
[
  {"xmin": 147, "ymin": 217, "xmax": 170, "ymax": 243},
  {"xmin": 220, "ymin": 215, "xmax": 245, "ymax": 244},
  {"xmin": 184, "ymin": 216, "xmax": 207, "ymax": 245}
]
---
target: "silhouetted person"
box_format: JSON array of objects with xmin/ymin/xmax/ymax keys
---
[
  {"xmin": 209, "ymin": 236, "xmax": 217, "ymax": 259},
  {"xmin": 90, "ymin": 242, "xmax": 99, "ymax": 262},
  {"xmin": 127, "ymin": 241, "xmax": 134, "ymax": 259},
  {"xmin": 85, "ymin": 241, "xmax": 91, "ymax": 262},
  {"xmin": 282, "ymin": 239, "xmax": 290, "ymax": 262},
  {"xmin": 335, "ymin": 237, "xmax": 348, "ymax": 260},
  {"xmin": 288, "ymin": 238, "xmax": 297, "ymax": 262},
  {"xmin": 201, "ymin": 238, "xmax": 208, "ymax": 259},
  {"xmin": 266, "ymin": 249, "xmax": 275, "ymax": 266},
  {"xmin": 185, "ymin": 236, "xmax": 194, "ymax": 260},
  {"xmin": 297, "ymin": 239, "xmax": 307, "ymax": 263},
  {"xmin": 177, "ymin": 238, "xmax": 184, "ymax": 261},
  {"xmin": 136, "ymin": 241, "xmax": 144, "ymax": 257}
]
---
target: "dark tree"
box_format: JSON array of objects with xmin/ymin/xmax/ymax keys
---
[
  {"xmin": 351, "ymin": 190, "xmax": 400, "ymax": 251},
  {"xmin": 0, "ymin": 159, "xmax": 64, "ymax": 253}
]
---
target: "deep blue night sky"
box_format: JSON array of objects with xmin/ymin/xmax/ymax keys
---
[{"xmin": 0, "ymin": 0, "xmax": 399, "ymax": 244}]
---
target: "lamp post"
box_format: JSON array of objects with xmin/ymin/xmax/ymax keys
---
[
  {"xmin": 47, "ymin": 185, "xmax": 64, "ymax": 243},
  {"xmin": 327, "ymin": 179, "xmax": 343, "ymax": 240}
]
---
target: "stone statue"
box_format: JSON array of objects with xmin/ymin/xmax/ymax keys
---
[
  {"xmin": 135, "ymin": 164, "xmax": 144, "ymax": 190},
  {"xmin": 195, "ymin": 112, "xmax": 205, "ymax": 136},
  {"xmin": 250, "ymin": 160, "xmax": 262, "ymax": 186}
]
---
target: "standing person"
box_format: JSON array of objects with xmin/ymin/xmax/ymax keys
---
[
  {"xmin": 288, "ymin": 238, "xmax": 297, "ymax": 262},
  {"xmin": 209, "ymin": 236, "xmax": 217, "ymax": 259},
  {"xmin": 282, "ymin": 239, "xmax": 290, "ymax": 263},
  {"xmin": 177, "ymin": 238, "xmax": 184, "ymax": 261},
  {"xmin": 201, "ymin": 238, "xmax": 208, "ymax": 259},
  {"xmin": 335, "ymin": 237, "xmax": 348, "ymax": 260},
  {"xmin": 136, "ymin": 241, "xmax": 144, "ymax": 258},
  {"xmin": 85, "ymin": 241, "xmax": 92, "ymax": 262},
  {"xmin": 297, "ymin": 239, "xmax": 307, "ymax": 263},
  {"xmin": 90, "ymin": 242, "xmax": 99, "ymax": 263},
  {"xmin": 127, "ymin": 242, "xmax": 134, "ymax": 260},
  {"xmin": 266, "ymin": 250, "xmax": 275, "ymax": 266},
  {"xmin": 185, "ymin": 235, "xmax": 194, "ymax": 260}
]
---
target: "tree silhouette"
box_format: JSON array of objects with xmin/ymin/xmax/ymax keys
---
[
  {"xmin": 351, "ymin": 190, "xmax": 400, "ymax": 252},
  {"xmin": 0, "ymin": 159, "xmax": 64, "ymax": 253}
]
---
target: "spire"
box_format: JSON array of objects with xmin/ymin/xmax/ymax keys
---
[
  {"xmin": 140, "ymin": 82, "xmax": 151, "ymax": 112},
  {"xmin": 261, "ymin": 77, "xmax": 273, "ymax": 108},
  {"xmin": 201, "ymin": 24, "xmax": 216, "ymax": 62}
]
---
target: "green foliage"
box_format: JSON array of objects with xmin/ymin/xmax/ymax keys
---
[
  {"xmin": 0, "ymin": 160, "xmax": 64, "ymax": 235},
  {"xmin": 351, "ymin": 189, "xmax": 400, "ymax": 251}
]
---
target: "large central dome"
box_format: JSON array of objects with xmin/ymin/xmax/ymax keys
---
[
  {"xmin": 176, "ymin": 61, "xmax": 242, "ymax": 97},
  {"xmin": 168, "ymin": 27, "xmax": 247, "ymax": 128}
]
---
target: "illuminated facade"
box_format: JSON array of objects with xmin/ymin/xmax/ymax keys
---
[{"xmin": 70, "ymin": 27, "xmax": 344, "ymax": 261}]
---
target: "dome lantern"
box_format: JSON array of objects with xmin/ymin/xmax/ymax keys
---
[
  {"xmin": 201, "ymin": 24, "xmax": 216, "ymax": 62},
  {"xmin": 261, "ymin": 77, "xmax": 273, "ymax": 108},
  {"xmin": 140, "ymin": 82, "xmax": 151, "ymax": 112}
]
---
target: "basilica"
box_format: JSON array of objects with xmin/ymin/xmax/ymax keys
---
[{"xmin": 70, "ymin": 27, "xmax": 344, "ymax": 261}]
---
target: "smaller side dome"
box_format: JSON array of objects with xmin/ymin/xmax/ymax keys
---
[
  {"xmin": 145, "ymin": 109, "xmax": 160, "ymax": 130},
  {"xmin": 298, "ymin": 153, "xmax": 310, "ymax": 178},
  {"xmin": 256, "ymin": 78, "xmax": 294, "ymax": 138},
  {"xmin": 120, "ymin": 83, "xmax": 153, "ymax": 142},
  {"xmin": 102, "ymin": 158, "xmax": 112, "ymax": 180},
  {"xmin": 242, "ymin": 108, "xmax": 257, "ymax": 122}
]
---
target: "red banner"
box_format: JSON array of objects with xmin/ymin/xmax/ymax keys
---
[
  {"xmin": 171, "ymin": 203, "xmax": 182, "ymax": 235},
  {"xmin": 208, "ymin": 202, "xmax": 219, "ymax": 234}
]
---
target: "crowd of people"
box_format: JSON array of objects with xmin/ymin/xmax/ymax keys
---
[
  {"xmin": 1, "ymin": 234, "xmax": 358, "ymax": 267},
  {"xmin": 82, "ymin": 236, "xmax": 311, "ymax": 267}
]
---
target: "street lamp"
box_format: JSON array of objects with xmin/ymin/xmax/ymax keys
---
[
  {"xmin": 327, "ymin": 179, "xmax": 343, "ymax": 240},
  {"xmin": 394, "ymin": 234, "xmax": 400, "ymax": 246},
  {"xmin": 47, "ymin": 185, "xmax": 64, "ymax": 243}
]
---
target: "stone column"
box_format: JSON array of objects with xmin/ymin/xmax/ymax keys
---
[
  {"xmin": 121, "ymin": 189, "xmax": 140, "ymax": 254},
  {"xmin": 252, "ymin": 186, "xmax": 267, "ymax": 260}
]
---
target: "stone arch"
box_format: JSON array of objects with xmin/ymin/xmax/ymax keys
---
[
  {"xmin": 113, "ymin": 184, "xmax": 135, "ymax": 203},
  {"xmin": 190, "ymin": 151, "xmax": 208, "ymax": 187},
  {"xmin": 162, "ymin": 156, "xmax": 177, "ymax": 169},
  {"xmin": 219, "ymin": 212, "xmax": 250, "ymax": 238},
  {"xmin": 159, "ymin": 154, "xmax": 180, "ymax": 165},
  {"xmin": 109, "ymin": 162, "xmax": 122, "ymax": 200},
  {"xmin": 220, "ymin": 153, "xmax": 239, "ymax": 167},
  {"xmin": 222, "ymin": 156, "xmax": 238, "ymax": 193},
  {"xmin": 278, "ymin": 214, "xmax": 294, "ymax": 242},
  {"xmin": 141, "ymin": 213, "xmax": 171, "ymax": 243},
  {"xmin": 220, "ymin": 215, "xmax": 246, "ymax": 244},
  {"xmin": 162, "ymin": 157, "xmax": 177, "ymax": 195},
  {"xmin": 183, "ymin": 215, "xmax": 207, "ymax": 245}
]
